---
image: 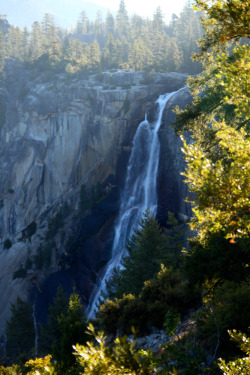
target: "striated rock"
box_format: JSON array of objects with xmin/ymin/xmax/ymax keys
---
[{"xmin": 0, "ymin": 68, "xmax": 191, "ymax": 334}]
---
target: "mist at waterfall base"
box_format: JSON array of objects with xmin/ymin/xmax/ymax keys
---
[{"xmin": 86, "ymin": 88, "xmax": 184, "ymax": 319}]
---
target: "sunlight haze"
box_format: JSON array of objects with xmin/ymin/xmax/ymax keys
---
[
  {"xmin": 1, "ymin": 0, "xmax": 191, "ymax": 29},
  {"xmin": 93, "ymin": 0, "xmax": 190, "ymax": 20}
]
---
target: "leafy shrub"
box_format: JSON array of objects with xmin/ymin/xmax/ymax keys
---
[
  {"xmin": 0, "ymin": 364, "xmax": 23, "ymax": 374},
  {"xmin": 25, "ymin": 355, "xmax": 56, "ymax": 374},
  {"xmin": 13, "ymin": 267, "xmax": 27, "ymax": 279},
  {"xmin": 218, "ymin": 330, "xmax": 250, "ymax": 375},
  {"xmin": 99, "ymin": 266, "xmax": 201, "ymax": 336},
  {"xmin": 26, "ymin": 222, "xmax": 37, "ymax": 238},
  {"xmin": 196, "ymin": 281, "xmax": 250, "ymax": 356},
  {"xmin": 74, "ymin": 324, "xmax": 156, "ymax": 375},
  {"xmin": 163, "ymin": 308, "xmax": 181, "ymax": 336},
  {"xmin": 3, "ymin": 238, "xmax": 12, "ymax": 249}
]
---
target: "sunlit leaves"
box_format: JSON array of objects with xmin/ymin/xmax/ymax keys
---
[
  {"xmin": 182, "ymin": 122, "xmax": 250, "ymax": 240},
  {"xmin": 194, "ymin": 0, "xmax": 250, "ymax": 55},
  {"xmin": 218, "ymin": 330, "xmax": 250, "ymax": 374}
]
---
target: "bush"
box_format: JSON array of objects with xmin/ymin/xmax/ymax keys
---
[
  {"xmin": 74, "ymin": 324, "xmax": 156, "ymax": 375},
  {"xmin": 13, "ymin": 267, "xmax": 27, "ymax": 279},
  {"xmin": 218, "ymin": 330, "xmax": 250, "ymax": 375},
  {"xmin": 3, "ymin": 238, "xmax": 12, "ymax": 249},
  {"xmin": 99, "ymin": 266, "xmax": 201, "ymax": 336},
  {"xmin": 163, "ymin": 308, "xmax": 181, "ymax": 336}
]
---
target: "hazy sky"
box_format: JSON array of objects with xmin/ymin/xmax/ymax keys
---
[
  {"xmin": 1, "ymin": 0, "xmax": 191, "ymax": 29},
  {"xmin": 94, "ymin": 0, "xmax": 190, "ymax": 19}
]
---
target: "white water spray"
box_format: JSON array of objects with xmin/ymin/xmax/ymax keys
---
[{"xmin": 87, "ymin": 88, "xmax": 184, "ymax": 319}]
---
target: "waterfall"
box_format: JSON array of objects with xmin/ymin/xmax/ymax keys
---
[
  {"xmin": 86, "ymin": 88, "xmax": 183, "ymax": 319},
  {"xmin": 32, "ymin": 303, "xmax": 39, "ymax": 357}
]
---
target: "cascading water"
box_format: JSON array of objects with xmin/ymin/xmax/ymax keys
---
[{"xmin": 86, "ymin": 88, "xmax": 184, "ymax": 319}]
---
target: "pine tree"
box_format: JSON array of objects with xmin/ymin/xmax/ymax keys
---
[
  {"xmin": 30, "ymin": 21, "xmax": 44, "ymax": 59},
  {"xmin": 105, "ymin": 11, "xmax": 115, "ymax": 36},
  {"xmin": 39, "ymin": 285, "xmax": 68, "ymax": 356},
  {"xmin": 116, "ymin": 0, "xmax": 130, "ymax": 38},
  {"xmin": 53, "ymin": 290, "xmax": 87, "ymax": 371},
  {"xmin": 6, "ymin": 298, "xmax": 35, "ymax": 362},
  {"xmin": 106, "ymin": 210, "xmax": 168, "ymax": 298},
  {"xmin": 86, "ymin": 39, "xmax": 101, "ymax": 70}
]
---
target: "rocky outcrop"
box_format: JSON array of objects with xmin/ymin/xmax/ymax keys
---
[{"xmin": 0, "ymin": 67, "xmax": 191, "ymax": 334}]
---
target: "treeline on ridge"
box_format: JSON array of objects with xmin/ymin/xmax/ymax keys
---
[{"xmin": 0, "ymin": 0, "xmax": 203, "ymax": 77}]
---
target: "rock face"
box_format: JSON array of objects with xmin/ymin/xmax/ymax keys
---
[{"xmin": 0, "ymin": 67, "xmax": 192, "ymax": 334}]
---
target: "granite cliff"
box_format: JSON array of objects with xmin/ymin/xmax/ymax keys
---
[{"xmin": 0, "ymin": 67, "xmax": 192, "ymax": 333}]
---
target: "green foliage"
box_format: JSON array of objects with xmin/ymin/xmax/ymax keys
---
[
  {"xmin": 39, "ymin": 285, "xmax": 68, "ymax": 356},
  {"xmin": 74, "ymin": 323, "xmax": 156, "ymax": 374},
  {"xmin": 181, "ymin": 123, "xmax": 250, "ymax": 241},
  {"xmin": 53, "ymin": 290, "xmax": 87, "ymax": 371},
  {"xmin": 106, "ymin": 211, "xmax": 169, "ymax": 299},
  {"xmin": 163, "ymin": 212, "xmax": 186, "ymax": 268},
  {"xmin": 174, "ymin": 0, "xmax": 249, "ymax": 243},
  {"xmin": 163, "ymin": 308, "xmax": 181, "ymax": 336},
  {"xmin": 158, "ymin": 339, "xmax": 216, "ymax": 375},
  {"xmin": 218, "ymin": 330, "xmax": 250, "ymax": 375},
  {"xmin": 172, "ymin": 2, "xmax": 250, "ymax": 361},
  {"xmin": 25, "ymin": 355, "xmax": 56, "ymax": 374},
  {"xmin": 40, "ymin": 287, "xmax": 87, "ymax": 372},
  {"xmin": 26, "ymin": 222, "xmax": 37, "ymax": 239},
  {"xmin": 3, "ymin": 238, "xmax": 12, "ymax": 249},
  {"xmin": 197, "ymin": 281, "xmax": 250, "ymax": 355},
  {"xmin": 0, "ymin": 4, "xmax": 203, "ymax": 75},
  {"xmin": 184, "ymin": 234, "xmax": 250, "ymax": 285},
  {"xmin": 6, "ymin": 298, "xmax": 35, "ymax": 363},
  {"xmin": 13, "ymin": 267, "xmax": 27, "ymax": 279},
  {"xmin": 0, "ymin": 364, "xmax": 23, "ymax": 374},
  {"xmin": 99, "ymin": 266, "xmax": 200, "ymax": 335}
]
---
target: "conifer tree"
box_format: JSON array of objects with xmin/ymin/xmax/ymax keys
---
[
  {"xmin": 53, "ymin": 290, "xmax": 87, "ymax": 371},
  {"xmin": 106, "ymin": 210, "xmax": 168, "ymax": 298},
  {"xmin": 116, "ymin": 0, "xmax": 130, "ymax": 38},
  {"xmin": 6, "ymin": 298, "xmax": 35, "ymax": 362}
]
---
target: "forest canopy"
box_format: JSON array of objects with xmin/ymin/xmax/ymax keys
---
[{"xmin": 0, "ymin": 1, "xmax": 203, "ymax": 76}]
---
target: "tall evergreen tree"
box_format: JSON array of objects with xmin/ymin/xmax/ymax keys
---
[
  {"xmin": 105, "ymin": 11, "xmax": 115, "ymax": 36},
  {"xmin": 53, "ymin": 290, "xmax": 87, "ymax": 371},
  {"xmin": 116, "ymin": 0, "xmax": 130, "ymax": 38},
  {"xmin": 6, "ymin": 298, "xmax": 35, "ymax": 362},
  {"xmin": 106, "ymin": 210, "xmax": 168, "ymax": 299},
  {"xmin": 30, "ymin": 21, "xmax": 44, "ymax": 59},
  {"xmin": 39, "ymin": 285, "xmax": 68, "ymax": 356}
]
